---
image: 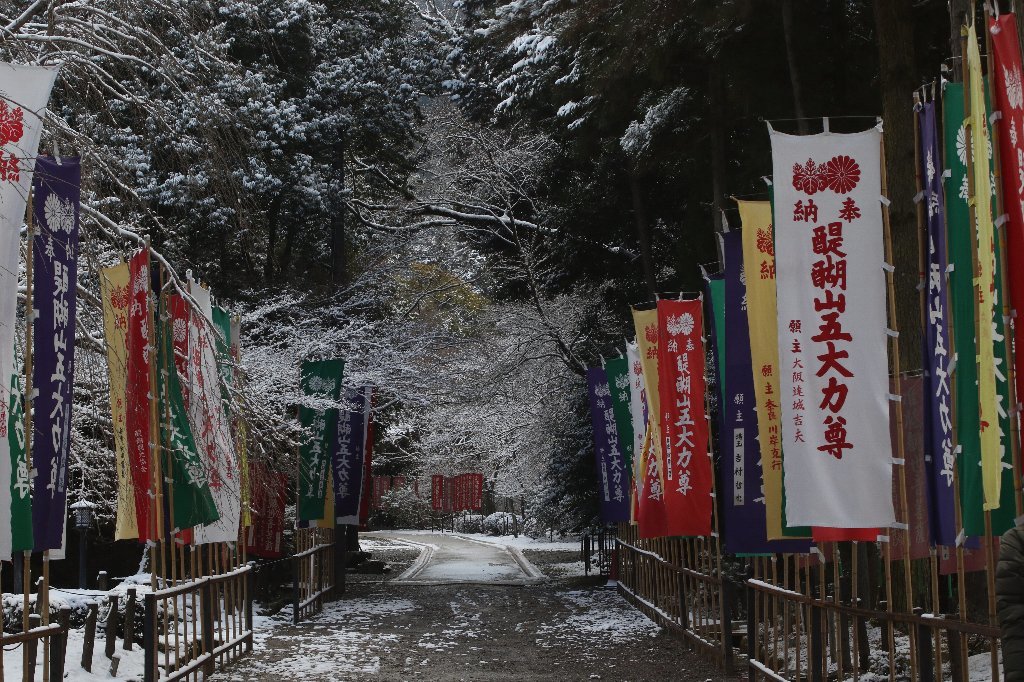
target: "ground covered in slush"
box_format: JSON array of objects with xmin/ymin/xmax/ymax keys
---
[
  {"xmin": 214, "ymin": 581, "xmax": 726, "ymax": 682},
  {"xmin": 213, "ymin": 531, "xmax": 729, "ymax": 681}
]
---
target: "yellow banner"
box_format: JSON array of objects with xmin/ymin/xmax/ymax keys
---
[
  {"xmin": 632, "ymin": 307, "xmax": 663, "ymax": 490},
  {"xmin": 738, "ymin": 200, "xmax": 788, "ymax": 539},
  {"xmin": 100, "ymin": 263, "xmax": 137, "ymax": 540},
  {"xmin": 967, "ymin": 25, "xmax": 1002, "ymax": 509}
]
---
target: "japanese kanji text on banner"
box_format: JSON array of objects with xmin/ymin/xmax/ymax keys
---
[{"xmin": 769, "ymin": 125, "xmax": 895, "ymax": 529}]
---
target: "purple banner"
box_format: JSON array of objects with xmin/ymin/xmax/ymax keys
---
[
  {"xmin": 586, "ymin": 367, "xmax": 630, "ymax": 523},
  {"xmin": 31, "ymin": 156, "xmax": 80, "ymax": 551},
  {"xmin": 918, "ymin": 102, "xmax": 956, "ymax": 547},
  {"xmin": 333, "ymin": 386, "xmax": 371, "ymax": 525},
  {"xmin": 721, "ymin": 231, "xmax": 809, "ymax": 554}
]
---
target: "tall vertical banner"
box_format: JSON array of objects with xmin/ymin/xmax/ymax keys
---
[
  {"xmin": 604, "ymin": 356, "xmax": 635, "ymax": 475},
  {"xmin": 586, "ymin": 367, "xmax": 630, "ymax": 523},
  {"xmin": 966, "ymin": 26, "xmax": 1002, "ymax": 510},
  {"xmin": 431, "ymin": 475, "xmax": 444, "ymax": 511},
  {"xmin": 738, "ymin": 200, "xmax": 802, "ymax": 539},
  {"xmin": 944, "ymin": 81, "xmax": 1017, "ymax": 537},
  {"xmin": 992, "ymin": 13, "xmax": 1024, "ymax": 437},
  {"xmin": 656, "ymin": 299, "xmax": 712, "ymax": 536},
  {"xmin": 769, "ymin": 125, "xmax": 895, "ymax": 529},
  {"xmin": 125, "ymin": 250, "xmax": 154, "ymax": 541},
  {"xmin": 297, "ymin": 359, "xmax": 344, "ymax": 522},
  {"xmin": 31, "ymin": 157, "xmax": 81, "ymax": 551},
  {"xmin": 632, "ymin": 307, "xmax": 667, "ymax": 538},
  {"xmin": 0, "ymin": 63, "xmax": 58, "ymax": 561},
  {"xmin": 188, "ymin": 281, "xmax": 242, "ymax": 543},
  {"xmin": 100, "ymin": 264, "xmax": 137, "ymax": 540},
  {"xmin": 245, "ymin": 462, "xmax": 287, "ymax": 559},
  {"xmin": 917, "ymin": 101, "xmax": 957, "ymax": 546},
  {"xmin": 625, "ymin": 340, "xmax": 647, "ymax": 519},
  {"xmin": 722, "ymin": 232, "xmax": 809, "ymax": 554},
  {"xmin": 333, "ymin": 387, "xmax": 371, "ymax": 525}
]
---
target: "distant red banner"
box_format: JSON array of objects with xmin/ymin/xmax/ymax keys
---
[
  {"xmin": 245, "ymin": 462, "xmax": 286, "ymax": 559},
  {"xmin": 429, "ymin": 474, "xmax": 484, "ymax": 512}
]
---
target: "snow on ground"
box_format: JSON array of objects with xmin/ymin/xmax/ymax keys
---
[
  {"xmin": 370, "ymin": 528, "xmax": 579, "ymax": 552},
  {"xmin": 536, "ymin": 588, "xmax": 661, "ymax": 651},
  {"xmin": 2, "ymin": 621, "xmax": 146, "ymax": 681}
]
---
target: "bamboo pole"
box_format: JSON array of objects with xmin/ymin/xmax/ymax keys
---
[
  {"xmin": 22, "ymin": 191, "xmax": 33, "ymax": 682},
  {"xmin": 880, "ymin": 120, "xmax": 919, "ymax": 682}
]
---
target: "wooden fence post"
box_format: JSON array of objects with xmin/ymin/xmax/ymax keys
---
[
  {"xmin": 27, "ymin": 613, "xmax": 41, "ymax": 680},
  {"xmin": 105, "ymin": 594, "xmax": 119, "ymax": 659},
  {"xmin": 124, "ymin": 588, "xmax": 137, "ymax": 650},
  {"xmin": 50, "ymin": 627, "xmax": 66, "ymax": 682},
  {"xmin": 82, "ymin": 602, "xmax": 98, "ymax": 672},
  {"xmin": 201, "ymin": 579, "xmax": 215, "ymax": 676},
  {"xmin": 143, "ymin": 593, "xmax": 156, "ymax": 682}
]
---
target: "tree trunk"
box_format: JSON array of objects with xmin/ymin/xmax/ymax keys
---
[
  {"xmin": 709, "ymin": 62, "xmax": 728, "ymax": 243},
  {"xmin": 874, "ymin": 0, "xmax": 923, "ymax": 370},
  {"xmin": 330, "ymin": 137, "xmax": 347, "ymax": 286},
  {"xmin": 628, "ymin": 172, "xmax": 657, "ymax": 296},
  {"xmin": 264, "ymin": 193, "xmax": 284, "ymax": 283},
  {"xmin": 781, "ymin": 0, "xmax": 809, "ymax": 134}
]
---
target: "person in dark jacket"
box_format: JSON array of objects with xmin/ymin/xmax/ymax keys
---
[{"xmin": 999, "ymin": 526, "xmax": 1024, "ymax": 679}]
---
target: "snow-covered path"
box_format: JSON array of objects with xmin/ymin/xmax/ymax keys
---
[{"xmin": 377, "ymin": 532, "xmax": 541, "ymax": 585}]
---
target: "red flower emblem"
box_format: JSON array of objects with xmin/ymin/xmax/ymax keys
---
[
  {"xmin": 0, "ymin": 101, "xmax": 24, "ymax": 146},
  {"xmin": 792, "ymin": 159, "xmax": 824, "ymax": 195},
  {"xmin": 821, "ymin": 155, "xmax": 861, "ymax": 194}
]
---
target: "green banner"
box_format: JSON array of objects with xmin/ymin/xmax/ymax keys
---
[
  {"xmin": 604, "ymin": 356, "xmax": 635, "ymax": 474},
  {"xmin": 944, "ymin": 82, "xmax": 1015, "ymax": 536},
  {"xmin": 298, "ymin": 359, "xmax": 345, "ymax": 522},
  {"xmin": 708, "ymin": 277, "xmax": 726, "ymax": 406},
  {"xmin": 158, "ymin": 313, "xmax": 219, "ymax": 531}
]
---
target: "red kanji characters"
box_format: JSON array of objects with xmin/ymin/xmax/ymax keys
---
[
  {"xmin": 811, "ymin": 256, "xmax": 847, "ymax": 290},
  {"xmin": 757, "ymin": 227, "xmax": 775, "ymax": 255},
  {"xmin": 818, "ymin": 415, "xmax": 853, "ymax": 459},
  {"xmin": 838, "ymin": 197, "xmax": 861, "ymax": 222},
  {"xmin": 812, "ymin": 222, "xmax": 846, "ymax": 258},
  {"xmin": 793, "ymin": 200, "xmax": 818, "ymax": 223}
]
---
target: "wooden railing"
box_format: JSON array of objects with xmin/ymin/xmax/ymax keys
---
[
  {"xmin": 142, "ymin": 564, "xmax": 254, "ymax": 682},
  {"xmin": 615, "ymin": 525, "xmax": 736, "ymax": 673},
  {"xmin": 292, "ymin": 527, "xmax": 334, "ymax": 624}
]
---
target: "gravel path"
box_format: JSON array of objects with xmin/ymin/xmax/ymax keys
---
[{"xmin": 214, "ymin": 534, "xmax": 732, "ymax": 682}]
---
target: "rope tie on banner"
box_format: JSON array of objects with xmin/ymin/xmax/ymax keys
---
[
  {"xmin": 879, "ymin": 194, "xmax": 891, "ymax": 207},
  {"xmin": 913, "ymin": 190, "xmax": 925, "ymax": 203},
  {"xmin": 1016, "ymin": 514, "xmax": 1024, "ymax": 527},
  {"xmin": 943, "ymin": 168, "xmax": 953, "ymax": 179},
  {"xmin": 886, "ymin": 393, "xmax": 902, "ymax": 402},
  {"xmin": 882, "ymin": 262, "xmax": 895, "ymax": 273},
  {"xmin": 990, "ymin": 110, "xmax": 1003, "ymax": 124},
  {"xmin": 956, "ymin": 528, "xmax": 966, "ymax": 547},
  {"xmin": 822, "ymin": 117, "xmax": 830, "ymax": 133},
  {"xmin": 877, "ymin": 534, "xmax": 890, "ymax": 543},
  {"xmin": 886, "ymin": 328, "xmax": 899, "ymax": 338},
  {"xmin": 892, "ymin": 457, "xmax": 906, "ymax": 465},
  {"xmin": 891, "ymin": 522, "xmax": 909, "ymax": 530},
  {"xmin": 948, "ymin": 352, "xmax": 958, "ymax": 375}
]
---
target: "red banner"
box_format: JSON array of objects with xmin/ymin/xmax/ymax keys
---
[
  {"xmin": 245, "ymin": 462, "xmax": 286, "ymax": 558},
  {"xmin": 991, "ymin": 13, "xmax": 1024, "ymax": 430},
  {"xmin": 470, "ymin": 474, "xmax": 483, "ymax": 510},
  {"xmin": 431, "ymin": 475, "xmax": 444, "ymax": 510},
  {"xmin": 657, "ymin": 299, "xmax": 712, "ymax": 536},
  {"xmin": 126, "ymin": 250, "xmax": 153, "ymax": 541}
]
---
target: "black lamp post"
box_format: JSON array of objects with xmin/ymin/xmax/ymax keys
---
[{"xmin": 70, "ymin": 499, "xmax": 96, "ymax": 589}]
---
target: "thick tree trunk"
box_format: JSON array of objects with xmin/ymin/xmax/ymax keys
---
[
  {"xmin": 264, "ymin": 193, "xmax": 283, "ymax": 283},
  {"xmin": 330, "ymin": 137, "xmax": 347, "ymax": 286},
  {"xmin": 781, "ymin": 0, "xmax": 809, "ymax": 134},
  {"xmin": 629, "ymin": 172, "xmax": 658, "ymax": 296},
  {"xmin": 873, "ymin": 0, "xmax": 922, "ymax": 370},
  {"xmin": 709, "ymin": 62, "xmax": 728, "ymax": 242}
]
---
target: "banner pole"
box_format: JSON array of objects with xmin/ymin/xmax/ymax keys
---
[
  {"xmin": 880, "ymin": 117, "xmax": 919, "ymax": 682},
  {"xmin": 23, "ymin": 190, "xmax": 35, "ymax": 682},
  {"xmin": 958, "ymin": 19, "xmax": 980, "ymax": 675}
]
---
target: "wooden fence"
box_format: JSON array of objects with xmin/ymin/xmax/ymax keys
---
[
  {"xmin": 142, "ymin": 565, "xmax": 254, "ymax": 682},
  {"xmin": 614, "ymin": 526, "xmax": 1003, "ymax": 681},
  {"xmin": 292, "ymin": 527, "xmax": 335, "ymax": 624}
]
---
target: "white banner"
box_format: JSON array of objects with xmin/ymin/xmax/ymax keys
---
[
  {"xmin": 0, "ymin": 63, "xmax": 58, "ymax": 561},
  {"xmin": 188, "ymin": 279, "xmax": 241, "ymax": 544},
  {"xmin": 769, "ymin": 125, "xmax": 895, "ymax": 529},
  {"xmin": 625, "ymin": 340, "xmax": 646, "ymax": 487}
]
